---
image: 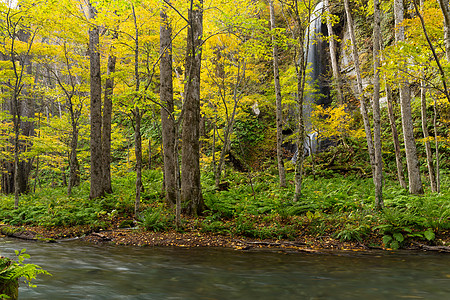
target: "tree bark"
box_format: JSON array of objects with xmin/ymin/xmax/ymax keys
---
[
  {"xmin": 132, "ymin": 4, "xmax": 143, "ymax": 218},
  {"xmin": 372, "ymin": 0, "xmax": 383, "ymax": 209},
  {"xmin": 269, "ymin": 0, "xmax": 286, "ymax": 188},
  {"xmin": 102, "ymin": 48, "xmax": 116, "ymax": 195},
  {"xmin": 292, "ymin": 0, "xmax": 309, "ymax": 202},
  {"xmin": 67, "ymin": 124, "xmax": 80, "ymax": 196},
  {"xmin": 134, "ymin": 108, "xmax": 142, "ymax": 218},
  {"xmin": 88, "ymin": 2, "xmax": 105, "ymax": 199},
  {"xmin": 395, "ymin": 0, "xmax": 424, "ymax": 194},
  {"xmin": 323, "ymin": 0, "xmax": 344, "ymax": 104},
  {"xmin": 420, "ymin": 83, "xmax": 437, "ymax": 192},
  {"xmin": 344, "ymin": 0, "xmax": 375, "ymax": 176},
  {"xmin": 160, "ymin": 7, "xmax": 177, "ymax": 205},
  {"xmin": 433, "ymin": 95, "xmax": 441, "ymax": 193},
  {"xmin": 181, "ymin": 0, "xmax": 205, "ymax": 216},
  {"xmin": 438, "ymin": 0, "xmax": 450, "ymax": 61}
]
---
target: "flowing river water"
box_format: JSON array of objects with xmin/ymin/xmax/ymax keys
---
[{"xmin": 0, "ymin": 238, "xmax": 449, "ymax": 299}]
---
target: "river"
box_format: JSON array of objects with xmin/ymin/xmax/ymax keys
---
[{"xmin": 0, "ymin": 238, "xmax": 449, "ymax": 299}]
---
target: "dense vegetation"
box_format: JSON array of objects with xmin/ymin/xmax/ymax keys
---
[{"xmin": 1, "ymin": 0, "xmax": 450, "ymax": 250}]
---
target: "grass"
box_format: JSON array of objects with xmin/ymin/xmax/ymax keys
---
[{"xmin": 1, "ymin": 167, "xmax": 449, "ymax": 249}]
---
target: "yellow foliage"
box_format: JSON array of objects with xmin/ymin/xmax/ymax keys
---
[{"xmin": 310, "ymin": 104, "xmax": 364, "ymax": 141}]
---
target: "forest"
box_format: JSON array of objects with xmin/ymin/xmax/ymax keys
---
[{"xmin": 0, "ymin": 0, "xmax": 450, "ymax": 252}]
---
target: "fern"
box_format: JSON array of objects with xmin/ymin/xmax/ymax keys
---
[{"xmin": 0, "ymin": 249, "xmax": 50, "ymax": 288}]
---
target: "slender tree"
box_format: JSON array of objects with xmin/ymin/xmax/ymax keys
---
[
  {"xmin": 160, "ymin": 5, "xmax": 177, "ymax": 206},
  {"xmin": 395, "ymin": 0, "xmax": 423, "ymax": 194},
  {"xmin": 131, "ymin": 4, "xmax": 144, "ymax": 218},
  {"xmin": 372, "ymin": 0, "xmax": 383, "ymax": 209},
  {"xmin": 269, "ymin": 0, "xmax": 286, "ymax": 188},
  {"xmin": 438, "ymin": 0, "xmax": 450, "ymax": 61},
  {"xmin": 0, "ymin": 5, "xmax": 37, "ymax": 207},
  {"xmin": 385, "ymin": 82, "xmax": 407, "ymax": 189},
  {"xmin": 420, "ymin": 82, "xmax": 437, "ymax": 192},
  {"xmin": 343, "ymin": 0, "xmax": 375, "ymax": 176},
  {"xmin": 281, "ymin": 0, "xmax": 312, "ymax": 201},
  {"xmin": 323, "ymin": 0, "xmax": 344, "ymax": 104}
]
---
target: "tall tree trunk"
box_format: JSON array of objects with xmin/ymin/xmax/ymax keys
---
[
  {"xmin": 13, "ymin": 103, "xmax": 20, "ymax": 209},
  {"xmin": 269, "ymin": 0, "xmax": 286, "ymax": 188},
  {"xmin": 292, "ymin": 0, "xmax": 309, "ymax": 202},
  {"xmin": 132, "ymin": 4, "xmax": 143, "ymax": 218},
  {"xmin": 372, "ymin": 0, "xmax": 383, "ymax": 209},
  {"xmin": 420, "ymin": 83, "xmax": 437, "ymax": 192},
  {"xmin": 396, "ymin": 0, "xmax": 424, "ymax": 194},
  {"xmin": 433, "ymin": 96, "xmax": 441, "ymax": 193},
  {"xmin": 88, "ymin": 2, "xmax": 104, "ymax": 199},
  {"xmin": 102, "ymin": 46, "xmax": 116, "ymax": 195},
  {"xmin": 160, "ymin": 7, "xmax": 177, "ymax": 205},
  {"xmin": 181, "ymin": 0, "xmax": 205, "ymax": 216},
  {"xmin": 438, "ymin": 0, "xmax": 450, "ymax": 61},
  {"xmin": 134, "ymin": 108, "xmax": 142, "ymax": 218},
  {"xmin": 323, "ymin": 0, "xmax": 344, "ymax": 104},
  {"xmin": 344, "ymin": 0, "xmax": 375, "ymax": 176}
]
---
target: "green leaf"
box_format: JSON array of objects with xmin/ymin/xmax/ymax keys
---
[
  {"xmin": 424, "ymin": 229, "xmax": 435, "ymax": 241},
  {"xmin": 382, "ymin": 235, "xmax": 392, "ymax": 245},
  {"xmin": 393, "ymin": 232, "xmax": 404, "ymax": 242},
  {"xmin": 390, "ymin": 240, "xmax": 399, "ymax": 250}
]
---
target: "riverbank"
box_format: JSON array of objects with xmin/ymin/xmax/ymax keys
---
[
  {"xmin": 1, "ymin": 171, "xmax": 450, "ymax": 253},
  {"xmin": 1, "ymin": 219, "xmax": 450, "ymax": 254}
]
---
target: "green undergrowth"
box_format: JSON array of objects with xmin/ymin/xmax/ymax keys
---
[
  {"xmin": 201, "ymin": 168, "xmax": 450, "ymax": 249},
  {"xmin": 0, "ymin": 167, "xmax": 449, "ymax": 250},
  {"xmin": 0, "ymin": 170, "xmax": 163, "ymax": 228}
]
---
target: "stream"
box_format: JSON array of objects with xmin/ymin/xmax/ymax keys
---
[{"xmin": 0, "ymin": 238, "xmax": 449, "ymax": 299}]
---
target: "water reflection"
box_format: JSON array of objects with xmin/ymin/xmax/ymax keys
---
[{"xmin": 0, "ymin": 238, "xmax": 449, "ymax": 299}]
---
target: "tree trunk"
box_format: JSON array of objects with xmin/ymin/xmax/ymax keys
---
[
  {"xmin": 134, "ymin": 108, "xmax": 143, "ymax": 218},
  {"xmin": 372, "ymin": 0, "xmax": 383, "ymax": 209},
  {"xmin": 160, "ymin": 7, "xmax": 177, "ymax": 205},
  {"xmin": 88, "ymin": 2, "xmax": 104, "ymax": 199},
  {"xmin": 386, "ymin": 83, "xmax": 407, "ymax": 189},
  {"xmin": 2, "ymin": 25, "xmax": 35, "ymax": 206},
  {"xmin": 433, "ymin": 96, "xmax": 441, "ymax": 193},
  {"xmin": 344, "ymin": 0, "xmax": 375, "ymax": 176},
  {"xmin": 292, "ymin": 1, "xmax": 309, "ymax": 202},
  {"xmin": 269, "ymin": 0, "xmax": 286, "ymax": 188},
  {"xmin": 420, "ymin": 83, "xmax": 437, "ymax": 192},
  {"xmin": 395, "ymin": 0, "xmax": 424, "ymax": 194},
  {"xmin": 132, "ymin": 4, "xmax": 143, "ymax": 218},
  {"xmin": 67, "ymin": 124, "xmax": 80, "ymax": 196},
  {"xmin": 438, "ymin": 0, "xmax": 450, "ymax": 61},
  {"xmin": 323, "ymin": 0, "xmax": 344, "ymax": 104},
  {"xmin": 181, "ymin": 0, "xmax": 205, "ymax": 216},
  {"xmin": 102, "ymin": 50, "xmax": 116, "ymax": 195}
]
